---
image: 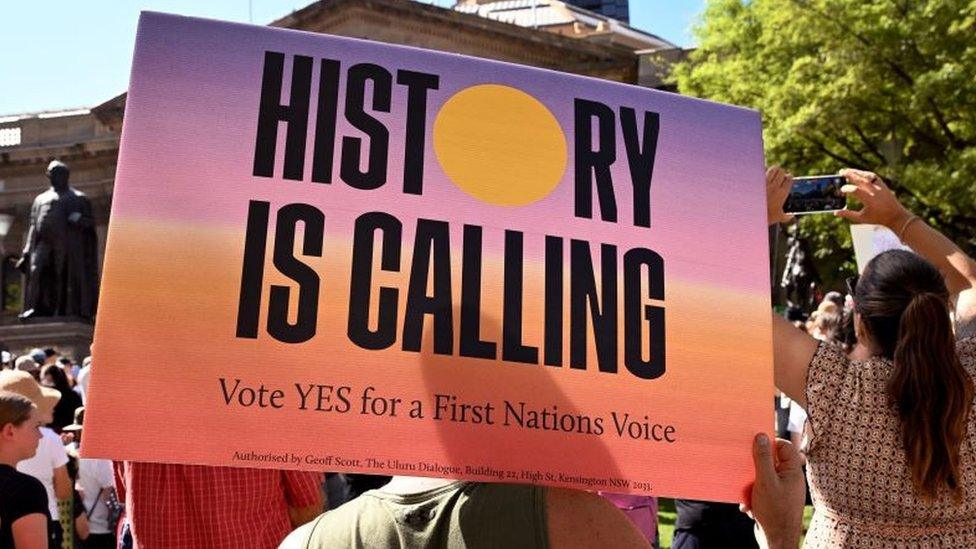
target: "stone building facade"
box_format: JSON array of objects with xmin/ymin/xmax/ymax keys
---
[
  {"xmin": 560, "ymin": 0, "xmax": 630, "ymax": 23},
  {"xmin": 0, "ymin": 107, "xmax": 119, "ymax": 320}
]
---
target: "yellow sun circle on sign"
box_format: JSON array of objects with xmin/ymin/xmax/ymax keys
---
[{"xmin": 433, "ymin": 84, "xmax": 567, "ymax": 207}]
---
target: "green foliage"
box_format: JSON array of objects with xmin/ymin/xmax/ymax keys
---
[
  {"xmin": 673, "ymin": 0, "xmax": 976, "ymax": 287},
  {"xmin": 4, "ymin": 278, "xmax": 21, "ymax": 313}
]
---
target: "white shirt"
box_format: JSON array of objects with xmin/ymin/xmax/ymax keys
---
[
  {"xmin": 76, "ymin": 365, "xmax": 91, "ymax": 404},
  {"xmin": 77, "ymin": 458, "xmax": 116, "ymax": 533},
  {"xmin": 17, "ymin": 426, "xmax": 69, "ymax": 519},
  {"xmin": 788, "ymin": 400, "xmax": 808, "ymax": 435}
]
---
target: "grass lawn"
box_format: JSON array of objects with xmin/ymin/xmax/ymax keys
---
[
  {"xmin": 656, "ymin": 499, "xmax": 813, "ymax": 548},
  {"xmin": 658, "ymin": 498, "xmax": 676, "ymax": 546}
]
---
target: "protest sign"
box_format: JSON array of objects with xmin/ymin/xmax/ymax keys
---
[
  {"xmin": 851, "ymin": 224, "xmax": 913, "ymax": 273},
  {"xmin": 83, "ymin": 12, "xmax": 772, "ymax": 502}
]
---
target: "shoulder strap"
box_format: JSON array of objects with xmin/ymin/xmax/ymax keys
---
[{"xmin": 86, "ymin": 488, "xmax": 104, "ymax": 519}]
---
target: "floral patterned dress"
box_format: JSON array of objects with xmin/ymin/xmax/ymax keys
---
[{"xmin": 803, "ymin": 336, "xmax": 976, "ymax": 547}]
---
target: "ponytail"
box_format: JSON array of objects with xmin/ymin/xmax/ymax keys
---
[{"xmin": 888, "ymin": 292, "xmax": 973, "ymax": 501}]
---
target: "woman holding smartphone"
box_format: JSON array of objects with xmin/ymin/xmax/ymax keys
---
[
  {"xmin": 767, "ymin": 166, "xmax": 976, "ymax": 546},
  {"xmin": 0, "ymin": 388, "xmax": 49, "ymax": 549}
]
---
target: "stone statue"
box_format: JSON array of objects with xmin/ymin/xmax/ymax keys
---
[
  {"xmin": 780, "ymin": 224, "xmax": 820, "ymax": 312},
  {"xmin": 16, "ymin": 160, "xmax": 99, "ymax": 321}
]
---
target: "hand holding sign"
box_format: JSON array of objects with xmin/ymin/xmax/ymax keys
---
[{"xmin": 741, "ymin": 434, "xmax": 805, "ymax": 549}]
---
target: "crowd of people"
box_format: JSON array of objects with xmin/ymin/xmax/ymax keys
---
[
  {"xmin": 2, "ymin": 166, "xmax": 975, "ymax": 548},
  {"xmin": 1, "ymin": 349, "xmax": 115, "ymax": 549}
]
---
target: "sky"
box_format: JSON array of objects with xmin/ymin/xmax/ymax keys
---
[{"xmin": 0, "ymin": 0, "xmax": 704, "ymax": 116}]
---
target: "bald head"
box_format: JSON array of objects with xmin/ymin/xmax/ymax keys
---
[{"xmin": 46, "ymin": 160, "xmax": 70, "ymax": 191}]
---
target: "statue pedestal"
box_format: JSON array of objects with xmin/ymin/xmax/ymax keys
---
[{"xmin": 0, "ymin": 319, "xmax": 94, "ymax": 359}]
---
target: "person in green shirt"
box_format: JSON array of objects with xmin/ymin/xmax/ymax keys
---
[
  {"xmin": 280, "ymin": 434, "xmax": 807, "ymax": 549},
  {"xmin": 280, "ymin": 474, "xmax": 648, "ymax": 549}
]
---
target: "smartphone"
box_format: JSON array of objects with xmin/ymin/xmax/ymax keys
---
[{"xmin": 784, "ymin": 175, "xmax": 847, "ymax": 214}]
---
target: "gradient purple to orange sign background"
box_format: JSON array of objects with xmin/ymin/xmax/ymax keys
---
[{"xmin": 82, "ymin": 12, "xmax": 772, "ymax": 502}]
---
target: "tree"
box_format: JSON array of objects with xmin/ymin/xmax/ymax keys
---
[{"xmin": 672, "ymin": 0, "xmax": 976, "ymax": 288}]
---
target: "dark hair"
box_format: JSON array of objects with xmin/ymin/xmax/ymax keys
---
[
  {"xmin": 855, "ymin": 249, "xmax": 973, "ymax": 500},
  {"xmin": 43, "ymin": 348, "xmax": 57, "ymax": 358},
  {"xmin": 786, "ymin": 306, "xmax": 807, "ymax": 323},
  {"xmin": 823, "ymin": 291, "xmax": 845, "ymax": 310},
  {"xmin": 834, "ymin": 308, "xmax": 857, "ymax": 352},
  {"xmin": 0, "ymin": 390, "xmax": 36, "ymax": 429},
  {"xmin": 41, "ymin": 364, "xmax": 72, "ymax": 393}
]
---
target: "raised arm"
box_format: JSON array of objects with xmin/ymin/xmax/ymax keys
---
[
  {"xmin": 767, "ymin": 167, "xmax": 820, "ymax": 406},
  {"xmin": 836, "ymin": 168, "xmax": 976, "ymax": 333}
]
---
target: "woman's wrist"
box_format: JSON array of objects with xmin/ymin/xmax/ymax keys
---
[
  {"xmin": 769, "ymin": 210, "xmax": 792, "ymax": 226},
  {"xmin": 883, "ymin": 208, "xmax": 914, "ymax": 233}
]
